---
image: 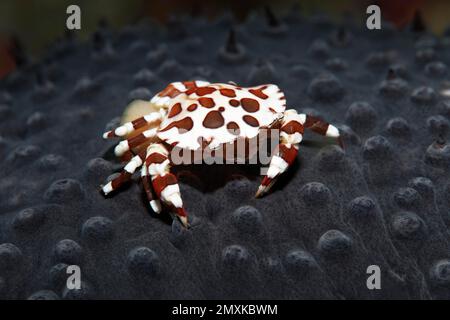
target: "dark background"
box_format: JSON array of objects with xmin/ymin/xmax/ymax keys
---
[{"xmin": 1, "ymin": 0, "xmax": 450, "ymax": 78}]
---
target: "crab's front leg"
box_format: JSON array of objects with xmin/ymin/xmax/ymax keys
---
[
  {"xmin": 145, "ymin": 143, "xmax": 189, "ymax": 227},
  {"xmin": 103, "ymin": 110, "xmax": 165, "ymax": 139},
  {"xmin": 255, "ymin": 109, "xmax": 303, "ymax": 198}
]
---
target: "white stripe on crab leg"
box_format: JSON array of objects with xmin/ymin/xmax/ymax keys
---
[{"xmin": 326, "ymin": 124, "xmax": 340, "ymax": 138}]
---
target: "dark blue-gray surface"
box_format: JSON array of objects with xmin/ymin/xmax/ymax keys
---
[{"xmin": 0, "ymin": 11, "xmax": 450, "ymax": 299}]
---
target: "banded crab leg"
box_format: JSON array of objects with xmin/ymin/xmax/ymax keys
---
[
  {"xmin": 256, "ymin": 109, "xmax": 303, "ymax": 198},
  {"xmin": 103, "ymin": 109, "xmax": 165, "ymax": 139},
  {"xmin": 255, "ymin": 110, "xmax": 343, "ymax": 198},
  {"xmin": 145, "ymin": 143, "xmax": 189, "ymax": 227},
  {"xmin": 300, "ymin": 113, "xmax": 342, "ymax": 147},
  {"xmin": 102, "ymin": 123, "xmax": 161, "ymax": 194},
  {"xmin": 101, "ymin": 146, "xmax": 162, "ymax": 214},
  {"xmin": 113, "ymin": 127, "xmax": 159, "ymax": 157},
  {"xmin": 141, "ymin": 162, "xmax": 162, "ymax": 214},
  {"xmin": 102, "ymin": 149, "xmax": 146, "ymax": 195},
  {"xmin": 102, "ymin": 109, "xmax": 167, "ymax": 208}
]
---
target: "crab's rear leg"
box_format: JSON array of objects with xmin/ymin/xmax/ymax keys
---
[
  {"xmin": 300, "ymin": 113, "xmax": 343, "ymax": 148},
  {"xmin": 146, "ymin": 143, "xmax": 189, "ymax": 227},
  {"xmin": 255, "ymin": 109, "xmax": 303, "ymax": 198}
]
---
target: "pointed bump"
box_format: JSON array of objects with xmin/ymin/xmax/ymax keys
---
[{"xmin": 225, "ymin": 28, "xmax": 239, "ymax": 54}]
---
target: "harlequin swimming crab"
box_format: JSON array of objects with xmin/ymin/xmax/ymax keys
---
[{"xmin": 101, "ymin": 81, "xmax": 342, "ymax": 227}]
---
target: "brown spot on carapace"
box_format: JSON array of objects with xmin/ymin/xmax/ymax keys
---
[
  {"xmin": 249, "ymin": 86, "xmax": 268, "ymax": 99},
  {"xmin": 220, "ymin": 88, "xmax": 236, "ymax": 97},
  {"xmin": 198, "ymin": 97, "xmax": 215, "ymax": 108},
  {"xmin": 203, "ymin": 111, "xmax": 225, "ymax": 129},
  {"xmin": 281, "ymin": 120, "xmax": 304, "ymax": 135},
  {"xmin": 168, "ymin": 103, "xmax": 182, "ymax": 118},
  {"xmin": 187, "ymin": 103, "xmax": 198, "ymax": 111},
  {"xmin": 183, "ymin": 81, "xmax": 197, "ymax": 89},
  {"xmin": 159, "ymin": 117, "xmax": 194, "ymax": 133},
  {"xmin": 218, "ymin": 106, "xmax": 225, "ymax": 112},
  {"xmin": 229, "ymin": 99, "xmax": 239, "ymax": 107},
  {"xmin": 158, "ymin": 85, "xmax": 181, "ymax": 98},
  {"xmin": 186, "ymin": 87, "xmax": 196, "ymax": 95},
  {"xmin": 226, "ymin": 121, "xmax": 240, "ymax": 135},
  {"xmin": 243, "ymin": 115, "xmax": 259, "ymax": 127},
  {"xmin": 241, "ymin": 98, "xmax": 260, "ymax": 113},
  {"xmin": 196, "ymin": 87, "xmax": 216, "ymax": 96}
]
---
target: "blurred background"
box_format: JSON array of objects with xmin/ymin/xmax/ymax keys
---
[{"xmin": 1, "ymin": 0, "xmax": 449, "ymax": 78}]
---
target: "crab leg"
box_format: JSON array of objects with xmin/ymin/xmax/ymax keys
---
[
  {"xmin": 102, "ymin": 150, "xmax": 146, "ymax": 195},
  {"xmin": 299, "ymin": 113, "xmax": 342, "ymax": 147},
  {"xmin": 141, "ymin": 163, "xmax": 162, "ymax": 214},
  {"xmin": 145, "ymin": 143, "xmax": 189, "ymax": 227},
  {"xmin": 103, "ymin": 110, "xmax": 164, "ymax": 139},
  {"xmin": 114, "ymin": 127, "xmax": 158, "ymax": 157},
  {"xmin": 256, "ymin": 109, "xmax": 303, "ymax": 198}
]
